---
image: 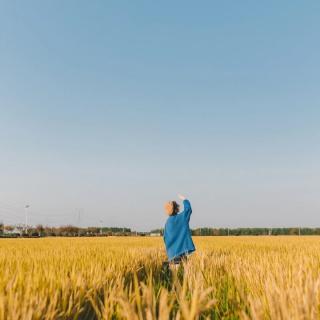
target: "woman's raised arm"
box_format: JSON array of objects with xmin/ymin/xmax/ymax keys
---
[{"xmin": 178, "ymin": 194, "xmax": 192, "ymax": 221}]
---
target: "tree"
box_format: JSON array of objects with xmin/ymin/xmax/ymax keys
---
[{"xmin": 36, "ymin": 224, "xmax": 45, "ymax": 237}]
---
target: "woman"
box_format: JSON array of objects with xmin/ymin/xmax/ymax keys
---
[{"xmin": 163, "ymin": 194, "xmax": 196, "ymax": 264}]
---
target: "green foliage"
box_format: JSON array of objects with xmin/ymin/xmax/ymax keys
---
[{"xmin": 191, "ymin": 227, "xmax": 320, "ymax": 236}]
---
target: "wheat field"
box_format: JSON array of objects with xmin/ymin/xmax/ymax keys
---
[{"xmin": 1, "ymin": 236, "xmax": 320, "ymax": 319}]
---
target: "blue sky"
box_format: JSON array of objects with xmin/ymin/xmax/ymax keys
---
[{"xmin": 0, "ymin": 1, "xmax": 319, "ymax": 230}]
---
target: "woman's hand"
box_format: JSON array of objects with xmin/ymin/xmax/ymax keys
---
[{"xmin": 178, "ymin": 194, "xmax": 186, "ymax": 200}]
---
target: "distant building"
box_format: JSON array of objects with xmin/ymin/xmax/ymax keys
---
[
  {"xmin": 5, "ymin": 227, "xmax": 21, "ymax": 235},
  {"xmin": 150, "ymin": 232, "xmax": 161, "ymax": 237}
]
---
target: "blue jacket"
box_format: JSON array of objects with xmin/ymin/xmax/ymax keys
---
[{"xmin": 163, "ymin": 199, "xmax": 196, "ymax": 261}]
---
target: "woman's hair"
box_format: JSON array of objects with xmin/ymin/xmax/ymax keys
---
[{"xmin": 164, "ymin": 201, "xmax": 180, "ymax": 216}]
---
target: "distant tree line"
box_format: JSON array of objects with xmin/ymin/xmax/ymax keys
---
[
  {"xmin": 1, "ymin": 224, "xmax": 132, "ymax": 237},
  {"xmin": 146, "ymin": 227, "xmax": 320, "ymax": 236},
  {"xmin": 3, "ymin": 223, "xmax": 320, "ymax": 237},
  {"xmin": 150, "ymin": 229, "xmax": 164, "ymax": 234},
  {"xmin": 191, "ymin": 228, "xmax": 320, "ymax": 236},
  {"xmin": 101, "ymin": 227, "xmax": 131, "ymax": 234}
]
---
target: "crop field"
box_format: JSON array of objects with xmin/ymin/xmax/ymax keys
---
[{"xmin": 1, "ymin": 236, "xmax": 320, "ymax": 320}]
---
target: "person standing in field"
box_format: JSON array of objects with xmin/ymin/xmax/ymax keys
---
[{"xmin": 163, "ymin": 194, "xmax": 195, "ymax": 264}]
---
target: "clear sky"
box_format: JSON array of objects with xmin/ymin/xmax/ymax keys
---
[{"xmin": 0, "ymin": 1, "xmax": 319, "ymax": 231}]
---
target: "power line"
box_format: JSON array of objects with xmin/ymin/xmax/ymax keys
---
[
  {"xmin": 0, "ymin": 199, "xmax": 26, "ymax": 210},
  {"xmin": 0, "ymin": 208, "xmax": 23, "ymax": 219},
  {"xmin": 0, "ymin": 216, "xmax": 19, "ymax": 224},
  {"xmin": 25, "ymin": 205, "xmax": 30, "ymax": 232}
]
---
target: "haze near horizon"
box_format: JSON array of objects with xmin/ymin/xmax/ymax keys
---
[{"xmin": 0, "ymin": 1, "xmax": 319, "ymax": 231}]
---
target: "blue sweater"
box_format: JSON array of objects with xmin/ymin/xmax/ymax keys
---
[{"xmin": 163, "ymin": 199, "xmax": 196, "ymax": 261}]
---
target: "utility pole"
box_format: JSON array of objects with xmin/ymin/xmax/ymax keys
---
[
  {"xmin": 299, "ymin": 227, "xmax": 301, "ymax": 236},
  {"xmin": 227, "ymin": 228, "xmax": 229, "ymax": 236},
  {"xmin": 99, "ymin": 220, "xmax": 103, "ymax": 235},
  {"xmin": 78, "ymin": 210, "xmax": 81, "ymax": 227},
  {"xmin": 25, "ymin": 205, "xmax": 30, "ymax": 234},
  {"xmin": 77, "ymin": 209, "xmax": 82, "ymax": 237}
]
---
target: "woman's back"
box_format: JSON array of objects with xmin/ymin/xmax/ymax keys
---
[{"xmin": 164, "ymin": 199, "xmax": 195, "ymax": 261}]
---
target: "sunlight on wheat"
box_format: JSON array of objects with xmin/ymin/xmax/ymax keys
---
[{"xmin": 1, "ymin": 236, "xmax": 320, "ymax": 319}]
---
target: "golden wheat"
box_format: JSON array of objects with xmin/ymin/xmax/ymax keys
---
[{"xmin": 0, "ymin": 236, "xmax": 320, "ymax": 319}]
